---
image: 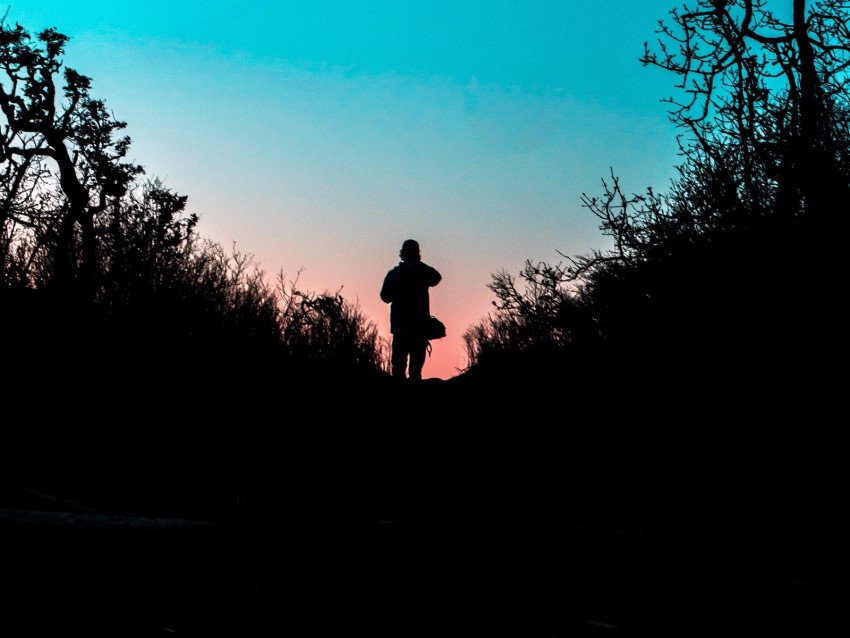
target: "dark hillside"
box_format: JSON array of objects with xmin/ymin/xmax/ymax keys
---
[{"xmin": 4, "ymin": 366, "xmax": 848, "ymax": 636}]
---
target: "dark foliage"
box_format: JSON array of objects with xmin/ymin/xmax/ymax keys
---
[
  {"xmin": 463, "ymin": 0, "xmax": 849, "ymax": 399},
  {"xmin": 0, "ymin": 19, "xmax": 388, "ymax": 390}
]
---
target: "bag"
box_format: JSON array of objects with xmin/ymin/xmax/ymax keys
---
[{"xmin": 425, "ymin": 315, "xmax": 446, "ymax": 340}]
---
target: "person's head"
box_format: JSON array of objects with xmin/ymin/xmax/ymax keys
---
[{"xmin": 400, "ymin": 239, "xmax": 420, "ymax": 261}]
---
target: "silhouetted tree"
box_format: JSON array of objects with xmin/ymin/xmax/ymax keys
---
[
  {"xmin": 582, "ymin": 0, "xmax": 850, "ymax": 364},
  {"xmin": 0, "ymin": 19, "xmax": 143, "ymax": 302},
  {"xmin": 0, "ymin": 19, "xmax": 387, "ymax": 388},
  {"xmin": 466, "ymin": 0, "xmax": 850, "ymax": 389},
  {"xmin": 641, "ymin": 0, "xmax": 850, "ymax": 229}
]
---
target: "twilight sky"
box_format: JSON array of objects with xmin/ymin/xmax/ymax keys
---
[{"xmin": 7, "ymin": 1, "xmax": 685, "ymax": 379}]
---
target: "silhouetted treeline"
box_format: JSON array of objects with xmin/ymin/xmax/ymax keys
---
[
  {"xmin": 463, "ymin": 0, "xmax": 849, "ymax": 401},
  {"xmin": 6, "ymin": 3, "xmax": 850, "ymax": 399},
  {"xmin": 0, "ymin": 20, "xmax": 388, "ymax": 389}
]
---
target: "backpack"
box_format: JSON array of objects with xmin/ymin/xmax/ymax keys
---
[
  {"xmin": 425, "ymin": 315, "xmax": 446, "ymax": 357},
  {"xmin": 425, "ymin": 315, "xmax": 446, "ymax": 340}
]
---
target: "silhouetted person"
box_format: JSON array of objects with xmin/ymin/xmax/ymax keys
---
[{"xmin": 380, "ymin": 239, "xmax": 442, "ymax": 381}]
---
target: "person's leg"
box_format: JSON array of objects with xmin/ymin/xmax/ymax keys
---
[
  {"xmin": 407, "ymin": 339, "xmax": 428, "ymax": 381},
  {"xmin": 391, "ymin": 335, "xmax": 409, "ymax": 380}
]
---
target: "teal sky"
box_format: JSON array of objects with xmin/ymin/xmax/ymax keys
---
[{"xmin": 6, "ymin": 1, "xmax": 684, "ymax": 379}]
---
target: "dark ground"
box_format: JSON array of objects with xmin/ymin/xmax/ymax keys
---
[{"xmin": 3, "ymin": 375, "xmax": 849, "ymax": 636}]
